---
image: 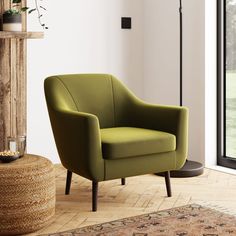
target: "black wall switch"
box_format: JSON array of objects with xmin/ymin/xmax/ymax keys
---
[{"xmin": 121, "ymin": 17, "xmax": 132, "ymax": 29}]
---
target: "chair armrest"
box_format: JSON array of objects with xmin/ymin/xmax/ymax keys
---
[
  {"xmin": 132, "ymin": 101, "xmax": 188, "ymax": 169},
  {"xmin": 48, "ymin": 108, "xmax": 104, "ymax": 181}
]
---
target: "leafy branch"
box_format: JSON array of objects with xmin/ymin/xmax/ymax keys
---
[
  {"xmin": 28, "ymin": 0, "xmax": 48, "ymax": 29},
  {"xmin": 5, "ymin": 0, "xmax": 48, "ymax": 29}
]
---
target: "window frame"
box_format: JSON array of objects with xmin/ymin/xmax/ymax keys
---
[{"xmin": 217, "ymin": 0, "xmax": 236, "ymax": 169}]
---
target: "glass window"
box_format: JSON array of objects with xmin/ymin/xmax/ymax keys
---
[
  {"xmin": 218, "ymin": 0, "xmax": 236, "ymax": 168},
  {"xmin": 226, "ymin": 0, "xmax": 236, "ymax": 158}
]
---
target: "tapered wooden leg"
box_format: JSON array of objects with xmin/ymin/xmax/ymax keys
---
[
  {"xmin": 65, "ymin": 170, "xmax": 72, "ymax": 195},
  {"xmin": 164, "ymin": 171, "xmax": 172, "ymax": 197},
  {"xmin": 92, "ymin": 181, "xmax": 98, "ymax": 212},
  {"xmin": 121, "ymin": 178, "xmax": 126, "ymax": 185}
]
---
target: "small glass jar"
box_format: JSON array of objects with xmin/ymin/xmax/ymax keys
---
[
  {"xmin": 7, "ymin": 137, "xmax": 17, "ymax": 152},
  {"xmin": 17, "ymin": 135, "xmax": 26, "ymax": 157},
  {"xmin": 7, "ymin": 135, "xmax": 26, "ymax": 157}
]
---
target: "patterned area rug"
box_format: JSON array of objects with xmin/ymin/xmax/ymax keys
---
[{"xmin": 44, "ymin": 204, "xmax": 236, "ymax": 236}]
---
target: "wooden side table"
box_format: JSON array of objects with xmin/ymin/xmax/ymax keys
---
[{"xmin": 0, "ymin": 154, "xmax": 55, "ymax": 235}]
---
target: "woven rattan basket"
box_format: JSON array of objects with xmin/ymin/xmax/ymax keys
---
[{"xmin": 0, "ymin": 154, "xmax": 55, "ymax": 235}]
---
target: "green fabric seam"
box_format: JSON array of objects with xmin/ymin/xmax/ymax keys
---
[
  {"xmin": 55, "ymin": 76, "xmax": 80, "ymax": 112},
  {"xmin": 110, "ymin": 75, "xmax": 116, "ymax": 127}
]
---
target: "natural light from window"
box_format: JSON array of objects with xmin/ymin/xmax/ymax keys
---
[{"xmin": 226, "ymin": 0, "xmax": 236, "ymax": 158}]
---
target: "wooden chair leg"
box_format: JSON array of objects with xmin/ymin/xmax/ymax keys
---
[
  {"xmin": 164, "ymin": 171, "xmax": 172, "ymax": 197},
  {"xmin": 92, "ymin": 181, "xmax": 98, "ymax": 212},
  {"xmin": 65, "ymin": 170, "xmax": 72, "ymax": 195},
  {"xmin": 121, "ymin": 178, "xmax": 126, "ymax": 185}
]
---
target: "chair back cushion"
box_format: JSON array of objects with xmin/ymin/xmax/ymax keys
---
[{"xmin": 45, "ymin": 74, "xmax": 133, "ymax": 128}]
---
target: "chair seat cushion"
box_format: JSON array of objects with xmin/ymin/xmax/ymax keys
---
[{"xmin": 101, "ymin": 127, "xmax": 176, "ymax": 160}]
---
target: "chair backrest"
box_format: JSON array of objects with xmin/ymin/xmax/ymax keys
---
[{"xmin": 44, "ymin": 74, "xmax": 137, "ymax": 128}]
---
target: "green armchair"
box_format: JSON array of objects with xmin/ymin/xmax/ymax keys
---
[{"xmin": 44, "ymin": 74, "xmax": 188, "ymax": 211}]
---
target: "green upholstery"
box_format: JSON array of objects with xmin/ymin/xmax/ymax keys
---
[
  {"xmin": 101, "ymin": 127, "xmax": 176, "ymax": 159},
  {"xmin": 44, "ymin": 74, "xmax": 188, "ymax": 182}
]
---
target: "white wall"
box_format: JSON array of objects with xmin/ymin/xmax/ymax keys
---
[
  {"xmin": 107, "ymin": 0, "xmax": 144, "ymax": 96},
  {"xmin": 143, "ymin": 0, "xmax": 179, "ymax": 105},
  {"xmin": 205, "ymin": 0, "xmax": 217, "ymax": 166},
  {"xmin": 183, "ymin": 0, "xmax": 205, "ymax": 164},
  {"xmin": 27, "ymin": 0, "xmax": 144, "ymax": 163},
  {"xmin": 143, "ymin": 0, "xmax": 206, "ymax": 164}
]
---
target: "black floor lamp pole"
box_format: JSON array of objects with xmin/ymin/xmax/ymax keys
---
[
  {"xmin": 168, "ymin": 0, "xmax": 204, "ymax": 177},
  {"xmin": 179, "ymin": 0, "xmax": 183, "ymax": 106}
]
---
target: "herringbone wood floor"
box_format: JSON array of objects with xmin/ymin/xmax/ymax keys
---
[{"xmin": 27, "ymin": 165, "xmax": 236, "ymax": 235}]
